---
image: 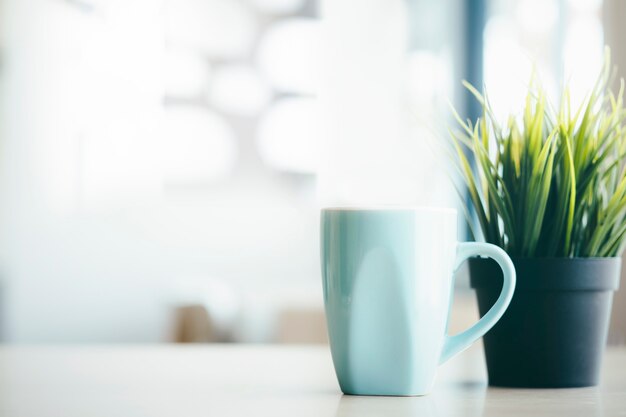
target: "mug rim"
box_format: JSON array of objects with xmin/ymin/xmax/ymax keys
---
[{"xmin": 321, "ymin": 206, "xmax": 457, "ymax": 214}]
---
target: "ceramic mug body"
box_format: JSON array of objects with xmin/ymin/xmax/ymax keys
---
[{"xmin": 321, "ymin": 207, "xmax": 516, "ymax": 396}]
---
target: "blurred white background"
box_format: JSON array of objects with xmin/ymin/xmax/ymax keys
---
[{"xmin": 0, "ymin": 0, "xmax": 614, "ymax": 343}]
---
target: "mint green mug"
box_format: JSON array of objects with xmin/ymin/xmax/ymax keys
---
[{"xmin": 321, "ymin": 207, "xmax": 516, "ymax": 396}]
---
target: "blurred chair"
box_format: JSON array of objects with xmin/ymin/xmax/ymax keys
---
[
  {"xmin": 605, "ymin": 0, "xmax": 626, "ymax": 347},
  {"xmin": 276, "ymin": 308, "xmax": 328, "ymax": 344},
  {"xmin": 172, "ymin": 304, "xmax": 219, "ymax": 343},
  {"xmin": 609, "ymin": 270, "xmax": 626, "ymax": 345},
  {"xmin": 447, "ymin": 293, "xmax": 481, "ymax": 336},
  {"xmin": 274, "ymin": 293, "xmax": 480, "ymax": 344},
  {"xmin": 170, "ymin": 295, "xmax": 482, "ymax": 344},
  {"xmin": 172, "ymin": 303, "xmax": 328, "ymax": 344}
]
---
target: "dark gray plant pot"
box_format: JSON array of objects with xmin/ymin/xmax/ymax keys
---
[{"xmin": 469, "ymin": 257, "xmax": 621, "ymax": 388}]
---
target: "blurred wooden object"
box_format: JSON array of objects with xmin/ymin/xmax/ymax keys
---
[
  {"xmin": 275, "ymin": 293, "xmax": 479, "ymax": 344},
  {"xmin": 169, "ymin": 293, "xmax": 480, "ymax": 345},
  {"xmin": 611, "ymin": 287, "xmax": 626, "ymax": 345},
  {"xmin": 448, "ymin": 293, "xmax": 480, "ymax": 336},
  {"xmin": 604, "ymin": 0, "xmax": 626, "ymax": 346},
  {"xmin": 172, "ymin": 304, "xmax": 217, "ymax": 343},
  {"xmin": 276, "ymin": 308, "xmax": 328, "ymax": 344},
  {"xmin": 610, "ymin": 265, "xmax": 626, "ymax": 345}
]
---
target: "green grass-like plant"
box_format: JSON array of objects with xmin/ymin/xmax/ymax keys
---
[{"xmin": 450, "ymin": 50, "xmax": 626, "ymax": 257}]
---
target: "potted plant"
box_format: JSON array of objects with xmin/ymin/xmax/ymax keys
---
[{"xmin": 449, "ymin": 51, "xmax": 624, "ymax": 387}]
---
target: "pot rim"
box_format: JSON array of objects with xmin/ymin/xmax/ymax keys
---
[
  {"xmin": 468, "ymin": 256, "xmax": 621, "ymax": 291},
  {"xmin": 509, "ymin": 256, "xmax": 621, "ymax": 261}
]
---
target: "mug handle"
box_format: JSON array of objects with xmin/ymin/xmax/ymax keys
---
[{"xmin": 439, "ymin": 242, "xmax": 516, "ymax": 364}]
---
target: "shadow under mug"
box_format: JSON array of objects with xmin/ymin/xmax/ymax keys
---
[{"xmin": 321, "ymin": 207, "xmax": 516, "ymax": 396}]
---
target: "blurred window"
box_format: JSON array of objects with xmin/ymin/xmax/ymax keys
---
[{"xmin": 484, "ymin": 0, "xmax": 604, "ymax": 119}]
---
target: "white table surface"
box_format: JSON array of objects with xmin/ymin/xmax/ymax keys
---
[{"xmin": 0, "ymin": 344, "xmax": 624, "ymax": 417}]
